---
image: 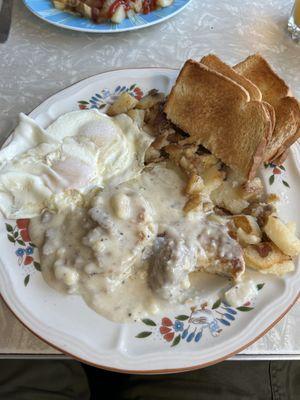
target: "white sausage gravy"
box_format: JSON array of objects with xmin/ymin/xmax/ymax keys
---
[{"xmin": 30, "ymin": 163, "xmax": 246, "ymax": 322}]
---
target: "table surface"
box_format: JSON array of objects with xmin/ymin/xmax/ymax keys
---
[{"xmin": 0, "ymin": 0, "xmax": 299, "ymax": 359}]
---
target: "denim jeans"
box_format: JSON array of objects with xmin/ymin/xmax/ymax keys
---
[{"xmin": 0, "ymin": 360, "xmax": 299, "ymax": 400}]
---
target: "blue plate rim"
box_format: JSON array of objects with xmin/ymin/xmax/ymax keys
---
[{"xmin": 23, "ymin": 0, "xmax": 193, "ymax": 33}]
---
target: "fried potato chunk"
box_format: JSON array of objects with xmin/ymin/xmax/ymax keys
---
[
  {"xmin": 184, "ymin": 173, "xmax": 204, "ymax": 195},
  {"xmin": 107, "ymin": 93, "xmax": 138, "ymax": 116},
  {"xmin": 264, "ymin": 215, "xmax": 300, "ymax": 257},
  {"xmin": 183, "ymin": 193, "xmax": 202, "ymax": 213},
  {"xmin": 127, "ymin": 109, "xmax": 145, "ymax": 128},
  {"xmin": 243, "ymin": 242, "xmax": 294, "ymax": 276},
  {"xmin": 136, "ymin": 91, "xmax": 165, "ymax": 110},
  {"xmin": 232, "ymin": 215, "xmax": 262, "ymax": 246}
]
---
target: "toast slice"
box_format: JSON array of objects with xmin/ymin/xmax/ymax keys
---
[
  {"xmin": 234, "ymin": 54, "xmax": 300, "ymax": 163},
  {"xmin": 200, "ymin": 54, "xmax": 276, "ymax": 133},
  {"xmin": 269, "ymin": 96, "xmax": 300, "ymax": 163},
  {"xmin": 263, "ymin": 101, "xmax": 276, "ymax": 133},
  {"xmin": 164, "ymin": 60, "xmax": 272, "ymax": 179},
  {"xmin": 200, "ymin": 54, "xmax": 262, "ymax": 102}
]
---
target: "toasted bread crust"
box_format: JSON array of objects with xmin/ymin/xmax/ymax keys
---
[
  {"xmin": 235, "ymin": 54, "xmax": 300, "ymax": 163},
  {"xmin": 265, "ymin": 97, "xmax": 300, "ymax": 162},
  {"xmin": 273, "ymin": 125, "xmax": 300, "ymax": 164},
  {"xmin": 262, "ymin": 101, "xmax": 276, "ymax": 133},
  {"xmin": 201, "ymin": 54, "xmax": 262, "ymax": 102},
  {"xmin": 273, "ymin": 123, "xmax": 300, "ymax": 165},
  {"xmin": 248, "ymin": 101, "xmax": 273, "ymax": 180},
  {"xmin": 273, "ymin": 149, "xmax": 289, "ymax": 165},
  {"xmin": 234, "ymin": 54, "xmax": 290, "ymax": 105},
  {"xmin": 164, "ymin": 60, "xmax": 271, "ymax": 179}
]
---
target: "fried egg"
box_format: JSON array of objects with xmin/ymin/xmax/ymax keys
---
[{"xmin": 0, "ymin": 110, "xmax": 153, "ymax": 218}]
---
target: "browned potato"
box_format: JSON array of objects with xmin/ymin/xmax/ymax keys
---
[
  {"xmin": 266, "ymin": 193, "xmax": 280, "ymax": 203},
  {"xmin": 211, "ymin": 181, "xmax": 250, "ymax": 214},
  {"xmin": 239, "ymin": 177, "xmax": 263, "ymax": 201},
  {"xmin": 264, "ymin": 215, "xmax": 300, "ymax": 257},
  {"xmin": 107, "ymin": 93, "xmax": 138, "ymax": 116},
  {"xmin": 184, "ymin": 173, "xmax": 204, "ymax": 195},
  {"xmin": 127, "ymin": 109, "xmax": 145, "ymax": 128},
  {"xmin": 53, "ymin": 1, "xmax": 66, "ymax": 10},
  {"xmin": 201, "ymin": 164, "xmax": 224, "ymax": 194},
  {"xmin": 232, "ymin": 215, "xmax": 262, "ymax": 245},
  {"xmin": 136, "ymin": 91, "xmax": 165, "ymax": 110},
  {"xmin": 243, "ymin": 242, "xmax": 294, "ymax": 275},
  {"xmin": 144, "ymin": 146, "xmax": 161, "ymax": 164},
  {"xmin": 183, "ymin": 193, "xmax": 201, "ymax": 213}
]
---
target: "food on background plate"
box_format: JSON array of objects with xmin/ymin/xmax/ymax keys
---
[
  {"xmin": 52, "ymin": 0, "xmax": 174, "ymax": 24},
  {"xmin": 1, "ymin": 53, "xmax": 300, "ymax": 322}
]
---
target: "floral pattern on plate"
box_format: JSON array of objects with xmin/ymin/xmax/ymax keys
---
[
  {"xmin": 78, "ymin": 84, "xmax": 143, "ymax": 110},
  {"xmin": 264, "ymin": 163, "xmax": 290, "ymax": 188},
  {"xmin": 136, "ymin": 284, "xmax": 265, "ymax": 347},
  {"xmin": 5, "ymin": 219, "xmax": 40, "ymax": 286},
  {"xmin": 1, "ymin": 68, "xmax": 299, "ymax": 371},
  {"xmin": 78, "ymin": 83, "xmax": 291, "ymax": 193}
]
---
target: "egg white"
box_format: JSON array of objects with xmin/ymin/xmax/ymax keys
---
[{"xmin": 0, "ymin": 110, "xmax": 153, "ymax": 218}]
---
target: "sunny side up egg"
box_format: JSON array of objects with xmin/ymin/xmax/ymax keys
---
[{"xmin": 0, "ymin": 110, "xmax": 153, "ymax": 219}]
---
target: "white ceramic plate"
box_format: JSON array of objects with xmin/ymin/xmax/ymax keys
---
[
  {"xmin": 23, "ymin": 0, "xmax": 192, "ymax": 33},
  {"xmin": 0, "ymin": 68, "xmax": 299, "ymax": 373}
]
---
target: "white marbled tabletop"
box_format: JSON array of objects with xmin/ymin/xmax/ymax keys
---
[{"xmin": 0, "ymin": 0, "xmax": 299, "ymax": 358}]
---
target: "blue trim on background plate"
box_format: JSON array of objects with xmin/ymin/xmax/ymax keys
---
[{"xmin": 23, "ymin": 0, "xmax": 193, "ymax": 33}]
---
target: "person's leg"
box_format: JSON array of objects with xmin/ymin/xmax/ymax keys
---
[
  {"xmin": 0, "ymin": 360, "xmax": 90, "ymax": 400},
  {"xmin": 82, "ymin": 363, "xmax": 127, "ymax": 400},
  {"xmin": 270, "ymin": 361, "xmax": 300, "ymax": 400},
  {"xmin": 119, "ymin": 361, "xmax": 300, "ymax": 400},
  {"xmin": 120, "ymin": 361, "xmax": 272, "ymax": 400},
  {"xmin": 5, "ymin": 359, "xmax": 299, "ymax": 400}
]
